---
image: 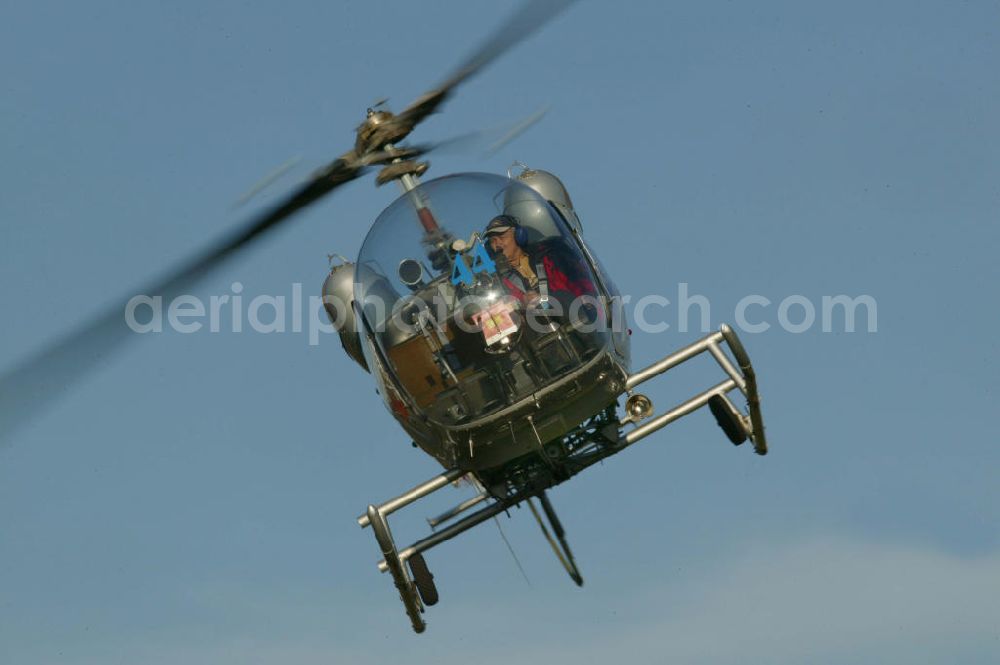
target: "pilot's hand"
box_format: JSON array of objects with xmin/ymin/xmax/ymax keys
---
[{"xmin": 524, "ymin": 292, "xmax": 555, "ymax": 314}]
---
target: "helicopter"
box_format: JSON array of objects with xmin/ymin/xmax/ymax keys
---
[{"xmin": 0, "ymin": 0, "xmax": 767, "ymax": 634}]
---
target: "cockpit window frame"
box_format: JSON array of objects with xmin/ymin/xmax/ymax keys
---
[{"xmin": 354, "ymin": 172, "xmax": 612, "ymax": 428}]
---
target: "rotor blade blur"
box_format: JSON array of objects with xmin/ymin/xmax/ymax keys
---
[
  {"xmin": 485, "ymin": 105, "xmax": 548, "ymax": 156},
  {"xmin": 395, "ymin": 0, "xmax": 577, "ymax": 130},
  {"xmin": 0, "ymin": 155, "xmax": 361, "ymax": 444},
  {"xmin": 233, "ymin": 155, "xmax": 303, "ymax": 208},
  {"xmin": 412, "ymin": 105, "xmax": 549, "ymax": 157}
]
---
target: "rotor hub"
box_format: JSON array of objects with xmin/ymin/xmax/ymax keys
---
[{"xmin": 355, "ymin": 108, "xmax": 410, "ymax": 155}]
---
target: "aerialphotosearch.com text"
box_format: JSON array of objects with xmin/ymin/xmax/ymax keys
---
[{"xmin": 123, "ymin": 282, "xmax": 877, "ymax": 345}]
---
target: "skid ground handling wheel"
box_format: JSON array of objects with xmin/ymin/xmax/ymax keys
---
[{"xmin": 407, "ymin": 553, "xmax": 438, "ymax": 606}]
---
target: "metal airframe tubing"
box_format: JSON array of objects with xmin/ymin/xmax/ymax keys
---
[
  {"xmin": 720, "ymin": 324, "xmax": 768, "ymax": 455},
  {"xmin": 625, "ymin": 331, "xmax": 724, "ymax": 391},
  {"xmin": 622, "ymin": 324, "xmax": 767, "ymax": 454},
  {"xmin": 367, "ymin": 505, "xmax": 426, "ymax": 633},
  {"xmin": 427, "ymin": 492, "xmax": 488, "ymax": 529},
  {"xmin": 623, "ymin": 378, "xmax": 737, "ymax": 446},
  {"xmin": 358, "ymin": 468, "xmax": 465, "ymax": 528},
  {"xmin": 378, "ymin": 498, "xmax": 513, "ymax": 573},
  {"xmin": 707, "ymin": 342, "xmax": 747, "ymax": 395}
]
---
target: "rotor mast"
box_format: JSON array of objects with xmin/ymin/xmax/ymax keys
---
[{"xmin": 355, "ymin": 106, "xmax": 440, "ymax": 233}]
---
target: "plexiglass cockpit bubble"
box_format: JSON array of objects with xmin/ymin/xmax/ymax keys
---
[{"xmin": 355, "ymin": 172, "xmax": 608, "ymax": 426}]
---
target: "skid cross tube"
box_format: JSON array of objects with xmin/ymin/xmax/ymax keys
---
[
  {"xmin": 358, "ymin": 468, "xmax": 465, "ymax": 528},
  {"xmin": 623, "ymin": 378, "xmax": 735, "ymax": 445},
  {"xmin": 428, "ymin": 492, "xmax": 489, "ymax": 529},
  {"xmin": 378, "ymin": 497, "xmax": 515, "ymax": 573}
]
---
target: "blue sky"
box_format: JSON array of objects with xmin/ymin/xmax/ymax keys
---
[{"xmin": 1, "ymin": 1, "xmax": 998, "ymax": 663}]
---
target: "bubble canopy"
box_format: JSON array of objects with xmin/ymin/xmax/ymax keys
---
[{"xmin": 355, "ymin": 172, "xmax": 607, "ymax": 426}]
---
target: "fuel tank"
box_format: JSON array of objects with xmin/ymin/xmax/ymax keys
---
[
  {"xmin": 508, "ymin": 164, "xmax": 582, "ymax": 233},
  {"xmin": 321, "ymin": 260, "xmax": 369, "ymax": 372}
]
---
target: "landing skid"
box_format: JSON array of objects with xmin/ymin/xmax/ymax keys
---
[{"xmin": 360, "ymin": 473, "xmax": 528, "ymax": 634}]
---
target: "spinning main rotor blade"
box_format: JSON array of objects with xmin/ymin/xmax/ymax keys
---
[
  {"xmin": 0, "ymin": 156, "xmax": 362, "ymax": 443},
  {"xmin": 0, "ymin": 0, "xmax": 579, "ymax": 443},
  {"xmin": 395, "ymin": 0, "xmax": 577, "ymax": 131},
  {"xmin": 415, "ymin": 106, "xmax": 549, "ymax": 157},
  {"xmin": 233, "ymin": 155, "xmax": 304, "ymax": 208}
]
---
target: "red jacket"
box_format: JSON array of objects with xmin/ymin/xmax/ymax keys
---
[{"xmin": 500, "ymin": 240, "xmax": 596, "ymax": 305}]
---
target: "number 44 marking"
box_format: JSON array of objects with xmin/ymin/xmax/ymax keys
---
[{"xmin": 451, "ymin": 239, "xmax": 497, "ymax": 286}]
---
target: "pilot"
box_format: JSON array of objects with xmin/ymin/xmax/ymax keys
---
[{"xmin": 483, "ymin": 214, "xmax": 596, "ymax": 309}]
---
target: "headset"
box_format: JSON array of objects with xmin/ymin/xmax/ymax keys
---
[
  {"xmin": 489, "ymin": 214, "xmax": 529, "ymax": 247},
  {"xmin": 514, "ymin": 222, "xmax": 529, "ymax": 247}
]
